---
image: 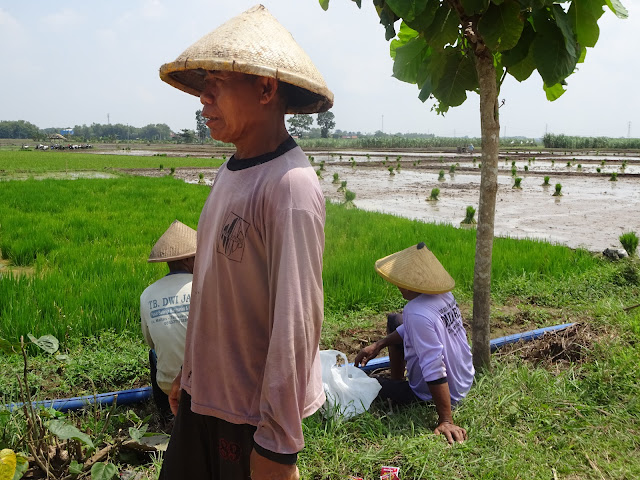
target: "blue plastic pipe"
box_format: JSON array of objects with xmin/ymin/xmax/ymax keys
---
[
  {"xmin": 4, "ymin": 323, "xmax": 574, "ymax": 412},
  {"xmin": 356, "ymin": 322, "xmax": 575, "ymax": 373}
]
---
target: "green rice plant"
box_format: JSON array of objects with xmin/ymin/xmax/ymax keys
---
[
  {"xmin": 412, "ymin": 162, "xmax": 416, "ymax": 166},
  {"xmin": 339, "ymin": 155, "xmax": 342, "ymax": 160},
  {"xmin": 551, "ymin": 159, "xmax": 555, "ymax": 165},
  {"xmin": 396, "ymin": 156, "xmax": 402, "ymax": 162},
  {"xmin": 511, "ymin": 160, "xmax": 516, "ymax": 167},
  {"xmin": 222, "ymin": 154, "xmax": 226, "ymax": 161},
  {"xmin": 366, "ymin": 153, "xmax": 370, "ymax": 160},
  {"xmin": 553, "ymin": 183, "xmax": 562, "ymax": 196},
  {"xmin": 438, "ymin": 170, "xmax": 445, "ymax": 181},
  {"xmin": 396, "ymin": 163, "xmax": 401, "ymax": 172},
  {"xmin": 610, "ymin": 172, "xmax": 618, "ymax": 181},
  {"xmin": 337, "ymin": 180, "xmax": 347, "ymax": 193},
  {"xmin": 439, "ymin": 156, "xmax": 444, "ymax": 162},
  {"xmin": 601, "ymin": 160, "xmax": 606, "ymax": 166},
  {"xmin": 332, "ymin": 172, "xmax": 339, "ymax": 184},
  {"xmin": 461, "ymin": 205, "xmax": 477, "ymax": 225},
  {"xmin": 619, "ymin": 231, "xmax": 639, "ymax": 257},
  {"xmin": 528, "ymin": 158, "xmax": 532, "ymax": 164},
  {"xmin": 566, "ymin": 161, "xmax": 571, "ymax": 167},
  {"xmin": 428, "ymin": 187, "xmax": 440, "ymax": 201},
  {"xmin": 513, "ymin": 177, "xmax": 523, "ymax": 189},
  {"xmin": 198, "ymin": 173, "xmax": 205, "ymax": 184},
  {"xmin": 478, "ymin": 163, "xmax": 482, "ymax": 168},
  {"xmin": 543, "ymin": 176, "xmax": 550, "ymax": 186},
  {"xmin": 597, "ymin": 167, "xmax": 601, "ymax": 173},
  {"xmin": 315, "ymin": 168, "xmax": 323, "ymax": 179},
  {"xmin": 308, "ymin": 155, "xmax": 315, "ymax": 163},
  {"xmin": 343, "ymin": 189, "xmax": 356, "ymax": 209},
  {"xmin": 319, "ymin": 160, "xmax": 325, "ymax": 171},
  {"xmin": 169, "ymin": 167, "xmax": 175, "ymax": 175},
  {"xmin": 577, "ymin": 164, "xmax": 582, "ymax": 169},
  {"xmin": 350, "ymin": 157, "xmax": 354, "ymax": 162},
  {"xmin": 449, "ymin": 164, "xmax": 456, "ymax": 174},
  {"xmin": 388, "ymin": 166, "xmax": 395, "ymax": 175},
  {"xmin": 511, "ymin": 166, "xmax": 517, "ymax": 176},
  {"xmin": 159, "ymin": 164, "xmax": 163, "ymax": 170},
  {"xmin": 524, "ymin": 165, "xmax": 529, "ymax": 172}
]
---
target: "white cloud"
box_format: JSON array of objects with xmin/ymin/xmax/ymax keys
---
[{"xmin": 40, "ymin": 8, "xmax": 84, "ymax": 32}]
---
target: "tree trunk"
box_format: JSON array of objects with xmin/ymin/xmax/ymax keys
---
[{"xmin": 471, "ymin": 49, "xmax": 500, "ymax": 371}]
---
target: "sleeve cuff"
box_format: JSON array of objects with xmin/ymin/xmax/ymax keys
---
[
  {"xmin": 426, "ymin": 376, "xmax": 448, "ymax": 385},
  {"xmin": 253, "ymin": 442, "xmax": 298, "ymax": 465}
]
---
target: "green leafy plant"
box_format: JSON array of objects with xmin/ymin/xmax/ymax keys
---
[
  {"xmin": 596, "ymin": 167, "xmax": 601, "ymax": 173},
  {"xmin": 319, "ymin": 161, "xmax": 325, "ymax": 171},
  {"xmin": 170, "ymin": 167, "xmax": 175, "ymax": 175},
  {"xmin": 158, "ymin": 164, "xmax": 163, "ymax": 171},
  {"xmin": 315, "ymin": 168, "xmax": 323, "ymax": 179},
  {"xmin": 610, "ymin": 172, "xmax": 618, "ymax": 181},
  {"xmin": 619, "ymin": 231, "xmax": 639, "ymax": 257},
  {"xmin": 577, "ymin": 164, "xmax": 582, "ymax": 169},
  {"xmin": 524, "ymin": 165, "xmax": 529, "ymax": 172},
  {"xmin": 461, "ymin": 206, "xmax": 477, "ymax": 225},
  {"xmin": 511, "ymin": 166, "xmax": 517, "ymax": 176},
  {"xmin": 449, "ymin": 164, "xmax": 456, "ymax": 174},
  {"xmin": 543, "ymin": 176, "xmax": 550, "ymax": 186},
  {"xmin": 343, "ymin": 189, "xmax": 356, "ymax": 209},
  {"xmin": 511, "ymin": 160, "xmax": 516, "ymax": 167},
  {"xmin": 332, "ymin": 172, "xmax": 340, "ymax": 183},
  {"xmin": 513, "ymin": 177, "xmax": 522, "ymax": 189},
  {"xmin": 388, "ymin": 166, "xmax": 395, "ymax": 175},
  {"xmin": 338, "ymin": 180, "xmax": 347, "ymax": 193},
  {"xmin": 438, "ymin": 170, "xmax": 445, "ymax": 181},
  {"xmin": 553, "ymin": 183, "xmax": 563, "ymax": 196},
  {"xmin": 428, "ymin": 187, "xmax": 440, "ymax": 201}
]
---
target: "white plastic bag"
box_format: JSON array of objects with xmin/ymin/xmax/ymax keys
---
[{"xmin": 319, "ymin": 349, "xmax": 382, "ymax": 420}]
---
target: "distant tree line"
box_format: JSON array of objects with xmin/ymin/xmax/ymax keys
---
[
  {"xmin": 543, "ymin": 133, "xmax": 640, "ymax": 150},
  {"xmin": 0, "ymin": 120, "xmax": 173, "ymax": 142}
]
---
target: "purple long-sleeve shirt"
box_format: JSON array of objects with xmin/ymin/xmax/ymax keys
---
[{"xmin": 397, "ymin": 292, "xmax": 475, "ymax": 403}]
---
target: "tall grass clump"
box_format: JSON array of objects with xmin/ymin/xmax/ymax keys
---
[
  {"xmin": 543, "ymin": 176, "xmax": 550, "ymax": 186},
  {"xmin": 428, "ymin": 188, "xmax": 440, "ymax": 201},
  {"xmin": 461, "ymin": 206, "xmax": 477, "ymax": 225},
  {"xmin": 332, "ymin": 172, "xmax": 339, "ymax": 184},
  {"xmin": 619, "ymin": 231, "xmax": 639, "ymax": 257},
  {"xmin": 438, "ymin": 170, "xmax": 445, "ymax": 181},
  {"xmin": 388, "ymin": 166, "xmax": 395, "ymax": 176},
  {"xmin": 337, "ymin": 180, "xmax": 347, "ymax": 193},
  {"xmin": 553, "ymin": 183, "xmax": 562, "ymax": 196},
  {"xmin": 513, "ymin": 177, "xmax": 522, "ymax": 189},
  {"xmin": 610, "ymin": 172, "xmax": 618, "ymax": 181}
]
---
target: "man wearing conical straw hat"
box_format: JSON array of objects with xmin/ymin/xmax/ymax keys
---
[
  {"xmin": 158, "ymin": 5, "xmax": 331, "ymax": 480},
  {"xmin": 140, "ymin": 220, "xmax": 196, "ymax": 425},
  {"xmin": 355, "ymin": 243, "xmax": 475, "ymax": 444}
]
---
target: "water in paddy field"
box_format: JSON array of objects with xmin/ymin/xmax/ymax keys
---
[
  {"xmin": 0, "ymin": 171, "xmax": 118, "ymax": 181},
  {"xmin": 319, "ymin": 164, "xmax": 640, "ymax": 253}
]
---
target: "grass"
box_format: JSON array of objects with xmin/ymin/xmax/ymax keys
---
[
  {"xmin": 0, "ymin": 150, "xmax": 224, "ymax": 173},
  {"xmin": 1, "ymin": 161, "xmax": 639, "ymax": 478}
]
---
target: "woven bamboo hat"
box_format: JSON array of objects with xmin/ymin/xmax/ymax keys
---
[
  {"xmin": 148, "ymin": 220, "xmax": 197, "ymax": 263},
  {"xmin": 374, "ymin": 242, "xmax": 455, "ymax": 294},
  {"xmin": 159, "ymin": 4, "xmax": 333, "ymax": 114}
]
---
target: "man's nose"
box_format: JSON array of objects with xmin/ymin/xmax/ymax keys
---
[{"xmin": 200, "ymin": 89, "xmax": 214, "ymax": 105}]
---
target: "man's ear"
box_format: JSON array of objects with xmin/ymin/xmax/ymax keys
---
[{"xmin": 257, "ymin": 76, "xmax": 279, "ymax": 105}]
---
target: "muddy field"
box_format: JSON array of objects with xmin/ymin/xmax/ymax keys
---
[{"xmin": 123, "ymin": 148, "xmax": 639, "ymax": 253}]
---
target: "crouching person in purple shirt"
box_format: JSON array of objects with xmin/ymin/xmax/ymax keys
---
[{"xmin": 354, "ymin": 242, "xmax": 475, "ymax": 444}]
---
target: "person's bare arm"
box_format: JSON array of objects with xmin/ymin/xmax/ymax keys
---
[
  {"xmin": 427, "ymin": 380, "xmax": 467, "ymax": 444},
  {"xmin": 354, "ymin": 331, "xmax": 402, "ymax": 367},
  {"xmin": 168, "ymin": 370, "xmax": 182, "ymax": 416},
  {"xmin": 250, "ymin": 449, "xmax": 299, "ymax": 480}
]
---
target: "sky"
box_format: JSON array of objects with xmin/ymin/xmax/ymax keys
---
[{"xmin": 0, "ymin": 0, "xmax": 637, "ymax": 138}]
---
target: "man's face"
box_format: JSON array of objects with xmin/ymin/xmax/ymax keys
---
[{"xmin": 199, "ymin": 71, "xmax": 261, "ymax": 144}]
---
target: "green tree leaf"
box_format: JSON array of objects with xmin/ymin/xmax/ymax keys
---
[
  {"xmin": 507, "ymin": 46, "xmax": 536, "ymax": 82},
  {"xmin": 318, "ymin": 0, "xmax": 330, "ymax": 11},
  {"xmin": 378, "ymin": 4, "xmax": 399, "ymax": 41},
  {"xmin": 605, "ymin": 0, "xmax": 628, "ymax": 19},
  {"xmin": 543, "ymin": 82, "xmax": 566, "ymax": 101},
  {"xmin": 477, "ymin": 0, "xmax": 524, "ymax": 52},
  {"xmin": 568, "ymin": 0, "xmax": 601, "ymax": 48},
  {"xmin": 47, "ymin": 420, "xmax": 94, "ymax": 448},
  {"xmin": 502, "ymin": 21, "xmax": 535, "ymax": 67},
  {"xmin": 393, "ymin": 36, "xmax": 429, "ymax": 83},
  {"xmin": 405, "ymin": 0, "xmax": 439, "ymax": 32},
  {"xmin": 128, "ymin": 424, "xmax": 148, "ymax": 443},
  {"xmin": 386, "ymin": 0, "xmax": 428, "ymax": 22},
  {"xmin": 424, "ymin": 4, "xmax": 459, "ymax": 49},
  {"xmin": 552, "ymin": 5, "xmax": 578, "ymax": 60},
  {"xmin": 27, "ymin": 334, "xmax": 59, "ymax": 354},
  {"xmin": 390, "ymin": 21, "xmax": 419, "ymax": 59},
  {"xmin": 461, "ymin": 0, "xmax": 490, "ymax": 15},
  {"xmin": 0, "ymin": 337, "xmax": 20, "ymax": 354},
  {"xmin": 532, "ymin": 11, "xmax": 578, "ymax": 86},
  {"xmin": 90, "ymin": 462, "xmax": 118, "ymax": 480},
  {"xmin": 433, "ymin": 49, "xmax": 478, "ymax": 109}
]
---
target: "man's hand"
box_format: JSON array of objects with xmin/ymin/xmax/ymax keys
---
[
  {"xmin": 168, "ymin": 371, "xmax": 182, "ymax": 416},
  {"xmin": 354, "ymin": 343, "xmax": 382, "ymax": 367},
  {"xmin": 250, "ymin": 449, "xmax": 299, "ymax": 480},
  {"xmin": 434, "ymin": 421, "xmax": 467, "ymax": 444}
]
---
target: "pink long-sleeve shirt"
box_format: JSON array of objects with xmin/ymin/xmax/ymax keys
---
[{"xmin": 181, "ymin": 137, "xmax": 325, "ymax": 455}]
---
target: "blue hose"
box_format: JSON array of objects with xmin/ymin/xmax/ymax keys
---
[
  {"xmin": 4, "ymin": 323, "xmax": 574, "ymax": 412},
  {"xmin": 357, "ymin": 322, "xmax": 575, "ymax": 373}
]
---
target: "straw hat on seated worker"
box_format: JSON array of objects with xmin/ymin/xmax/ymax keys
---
[{"xmin": 355, "ymin": 242, "xmax": 475, "ymax": 444}]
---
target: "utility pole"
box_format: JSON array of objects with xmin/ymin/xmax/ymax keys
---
[
  {"xmin": 107, "ymin": 113, "xmax": 110, "ymax": 125},
  {"xmin": 381, "ymin": 114, "xmax": 384, "ymax": 133},
  {"xmin": 628, "ymin": 121, "xmax": 632, "ymax": 138}
]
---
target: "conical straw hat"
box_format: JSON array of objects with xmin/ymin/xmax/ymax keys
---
[
  {"xmin": 374, "ymin": 243, "xmax": 455, "ymax": 294},
  {"xmin": 159, "ymin": 4, "xmax": 333, "ymax": 114},
  {"xmin": 148, "ymin": 220, "xmax": 197, "ymax": 263}
]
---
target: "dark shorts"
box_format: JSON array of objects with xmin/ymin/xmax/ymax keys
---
[
  {"xmin": 159, "ymin": 391, "xmax": 257, "ymax": 480},
  {"xmin": 375, "ymin": 377, "xmax": 422, "ymax": 406}
]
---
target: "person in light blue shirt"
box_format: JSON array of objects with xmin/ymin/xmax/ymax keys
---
[{"xmin": 355, "ymin": 242, "xmax": 474, "ymax": 444}]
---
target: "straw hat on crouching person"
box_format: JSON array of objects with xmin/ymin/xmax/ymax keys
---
[
  {"xmin": 375, "ymin": 242, "xmax": 455, "ymax": 295},
  {"xmin": 148, "ymin": 220, "xmax": 196, "ymax": 269},
  {"xmin": 159, "ymin": 4, "xmax": 333, "ymax": 114}
]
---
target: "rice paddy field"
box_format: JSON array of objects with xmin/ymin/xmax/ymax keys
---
[{"xmin": 1, "ymin": 148, "xmax": 639, "ymax": 479}]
